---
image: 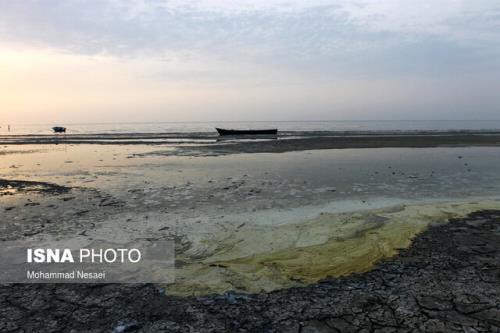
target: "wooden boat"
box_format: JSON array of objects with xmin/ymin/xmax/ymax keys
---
[
  {"xmin": 52, "ymin": 127, "xmax": 66, "ymax": 133},
  {"xmin": 216, "ymin": 128, "xmax": 277, "ymax": 136}
]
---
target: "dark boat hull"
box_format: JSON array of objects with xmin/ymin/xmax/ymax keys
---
[
  {"xmin": 52, "ymin": 127, "xmax": 66, "ymax": 133},
  {"xmin": 216, "ymin": 128, "xmax": 277, "ymax": 136}
]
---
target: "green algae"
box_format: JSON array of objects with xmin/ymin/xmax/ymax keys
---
[{"xmin": 166, "ymin": 199, "xmax": 500, "ymax": 295}]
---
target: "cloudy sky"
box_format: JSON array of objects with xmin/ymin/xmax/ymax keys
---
[{"xmin": 1, "ymin": 0, "xmax": 500, "ymax": 123}]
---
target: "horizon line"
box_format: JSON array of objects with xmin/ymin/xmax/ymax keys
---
[{"xmin": 4, "ymin": 119, "xmax": 500, "ymax": 126}]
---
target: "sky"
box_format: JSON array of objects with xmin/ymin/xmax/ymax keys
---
[{"xmin": 1, "ymin": 0, "xmax": 500, "ymax": 124}]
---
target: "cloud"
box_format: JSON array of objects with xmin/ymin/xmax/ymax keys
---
[
  {"xmin": 1, "ymin": 1, "xmax": 500, "ymax": 121},
  {"xmin": 1, "ymin": 1, "xmax": 499, "ymax": 58},
  {"xmin": 1, "ymin": 0, "xmax": 499, "ymax": 80}
]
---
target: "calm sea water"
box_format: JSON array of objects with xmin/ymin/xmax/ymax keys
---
[{"xmin": 2, "ymin": 120, "xmax": 500, "ymax": 135}]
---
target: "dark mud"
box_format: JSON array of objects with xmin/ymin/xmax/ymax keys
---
[
  {"xmin": 153, "ymin": 134, "xmax": 500, "ymax": 157},
  {"xmin": 1, "ymin": 210, "xmax": 499, "ymax": 332},
  {"xmin": 0, "ymin": 179, "xmax": 71, "ymax": 196},
  {"xmin": 0, "ymin": 179, "xmax": 124, "ymax": 241}
]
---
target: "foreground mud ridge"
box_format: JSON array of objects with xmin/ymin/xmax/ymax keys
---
[{"xmin": 1, "ymin": 210, "xmax": 499, "ymax": 332}]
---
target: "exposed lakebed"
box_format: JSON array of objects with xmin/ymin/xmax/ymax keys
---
[{"xmin": 1, "ymin": 144, "xmax": 500, "ymax": 295}]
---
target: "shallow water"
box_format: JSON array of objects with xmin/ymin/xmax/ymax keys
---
[
  {"xmin": 1, "ymin": 144, "xmax": 500, "ymax": 294},
  {"xmin": 3, "ymin": 120, "xmax": 500, "ymax": 135},
  {"xmin": 2, "ymin": 145, "xmax": 499, "ymax": 201}
]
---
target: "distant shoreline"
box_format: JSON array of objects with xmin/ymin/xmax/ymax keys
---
[{"xmin": 2, "ymin": 130, "xmax": 500, "ymax": 152}]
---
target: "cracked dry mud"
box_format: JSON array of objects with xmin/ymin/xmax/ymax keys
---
[{"xmin": 1, "ymin": 210, "xmax": 499, "ymax": 332}]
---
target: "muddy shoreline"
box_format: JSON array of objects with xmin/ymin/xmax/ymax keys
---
[
  {"xmin": 0, "ymin": 178, "xmax": 71, "ymax": 196},
  {"xmin": 153, "ymin": 134, "xmax": 500, "ymax": 156},
  {"xmin": 1, "ymin": 132, "xmax": 500, "ymax": 155},
  {"xmin": 1, "ymin": 210, "xmax": 499, "ymax": 332}
]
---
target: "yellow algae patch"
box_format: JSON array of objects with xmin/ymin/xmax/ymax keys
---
[
  {"xmin": 218, "ymin": 217, "xmax": 424, "ymax": 284},
  {"xmin": 166, "ymin": 199, "xmax": 500, "ymax": 295}
]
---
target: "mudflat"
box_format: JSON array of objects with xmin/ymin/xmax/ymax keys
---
[
  {"xmin": 1, "ymin": 210, "xmax": 499, "ymax": 332},
  {"xmin": 1, "ymin": 141, "xmax": 500, "ymax": 332},
  {"xmin": 2, "ymin": 131, "xmax": 500, "ymax": 157},
  {"xmin": 161, "ymin": 133, "xmax": 500, "ymax": 156}
]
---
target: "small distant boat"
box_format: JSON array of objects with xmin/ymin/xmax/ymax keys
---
[
  {"xmin": 52, "ymin": 127, "xmax": 66, "ymax": 133},
  {"xmin": 216, "ymin": 128, "xmax": 277, "ymax": 136}
]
